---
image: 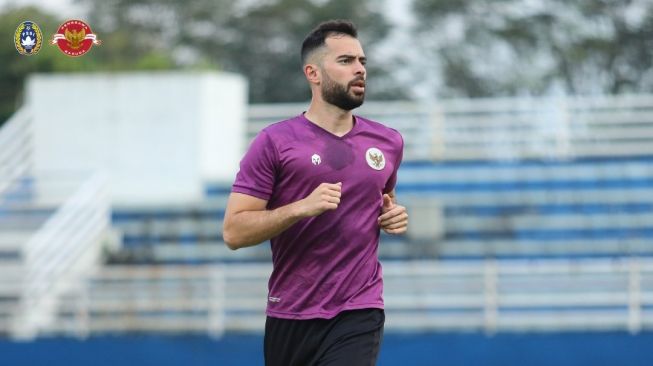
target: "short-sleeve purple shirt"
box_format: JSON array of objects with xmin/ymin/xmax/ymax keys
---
[{"xmin": 232, "ymin": 113, "xmax": 404, "ymax": 319}]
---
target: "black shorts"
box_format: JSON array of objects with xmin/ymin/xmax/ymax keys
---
[{"xmin": 264, "ymin": 308, "xmax": 385, "ymax": 366}]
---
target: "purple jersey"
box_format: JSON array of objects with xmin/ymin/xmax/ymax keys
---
[{"xmin": 232, "ymin": 113, "xmax": 404, "ymax": 319}]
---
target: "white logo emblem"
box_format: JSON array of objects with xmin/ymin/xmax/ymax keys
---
[
  {"xmin": 365, "ymin": 147, "xmax": 385, "ymax": 170},
  {"xmin": 311, "ymin": 153, "xmax": 321, "ymax": 165}
]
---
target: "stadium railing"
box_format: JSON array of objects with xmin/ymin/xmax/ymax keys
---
[
  {"xmin": 38, "ymin": 257, "xmax": 653, "ymax": 337},
  {"xmin": 51, "ymin": 265, "xmax": 227, "ymax": 337},
  {"xmin": 0, "ymin": 108, "xmax": 32, "ymax": 195},
  {"xmin": 0, "ymin": 173, "xmax": 110, "ymax": 339},
  {"xmin": 248, "ymin": 95, "xmax": 653, "ymax": 161}
]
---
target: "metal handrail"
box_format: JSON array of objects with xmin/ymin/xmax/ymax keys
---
[
  {"xmin": 25, "ymin": 257, "xmax": 653, "ymax": 337},
  {"xmin": 248, "ymin": 95, "xmax": 653, "ymax": 161},
  {"xmin": 0, "ymin": 108, "xmax": 32, "ymax": 195},
  {"xmin": 9, "ymin": 173, "xmax": 110, "ymax": 340}
]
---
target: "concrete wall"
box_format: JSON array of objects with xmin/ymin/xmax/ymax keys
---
[{"xmin": 26, "ymin": 72, "xmax": 246, "ymax": 205}]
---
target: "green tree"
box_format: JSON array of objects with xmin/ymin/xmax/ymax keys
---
[
  {"xmin": 412, "ymin": 0, "xmax": 653, "ymax": 97},
  {"xmin": 0, "ymin": 7, "xmax": 65, "ymax": 124},
  {"xmin": 218, "ymin": 0, "xmax": 405, "ymax": 102},
  {"xmin": 0, "ymin": 5, "xmax": 179, "ymax": 126},
  {"xmin": 79, "ymin": 0, "xmax": 406, "ymax": 102},
  {"xmin": 78, "ymin": 0, "xmax": 229, "ymax": 71}
]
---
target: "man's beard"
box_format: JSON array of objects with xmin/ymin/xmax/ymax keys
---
[{"xmin": 321, "ymin": 72, "xmax": 365, "ymax": 111}]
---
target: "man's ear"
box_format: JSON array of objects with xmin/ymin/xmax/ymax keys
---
[{"xmin": 304, "ymin": 63, "xmax": 321, "ymax": 85}]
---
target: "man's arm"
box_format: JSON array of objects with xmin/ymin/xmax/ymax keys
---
[
  {"xmin": 378, "ymin": 189, "xmax": 408, "ymax": 235},
  {"xmin": 222, "ymin": 182, "xmax": 342, "ymax": 250}
]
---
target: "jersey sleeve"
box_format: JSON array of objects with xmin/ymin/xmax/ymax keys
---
[
  {"xmin": 232, "ymin": 130, "xmax": 279, "ymax": 201},
  {"xmin": 383, "ymin": 131, "xmax": 404, "ymax": 194}
]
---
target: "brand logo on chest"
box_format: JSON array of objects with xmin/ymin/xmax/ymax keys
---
[
  {"xmin": 365, "ymin": 147, "xmax": 385, "ymax": 170},
  {"xmin": 311, "ymin": 153, "xmax": 321, "ymax": 165}
]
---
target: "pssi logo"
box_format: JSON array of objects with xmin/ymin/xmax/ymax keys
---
[{"xmin": 15, "ymin": 21, "xmax": 43, "ymax": 56}]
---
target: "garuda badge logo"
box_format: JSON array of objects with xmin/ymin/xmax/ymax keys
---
[
  {"xmin": 366, "ymin": 147, "xmax": 386, "ymax": 170},
  {"xmin": 15, "ymin": 21, "xmax": 43, "ymax": 56},
  {"xmin": 51, "ymin": 19, "xmax": 101, "ymax": 57}
]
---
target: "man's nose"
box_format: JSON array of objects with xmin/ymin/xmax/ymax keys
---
[{"xmin": 354, "ymin": 60, "xmax": 366, "ymax": 76}]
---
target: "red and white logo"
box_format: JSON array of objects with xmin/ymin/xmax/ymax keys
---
[
  {"xmin": 365, "ymin": 147, "xmax": 385, "ymax": 170},
  {"xmin": 51, "ymin": 19, "xmax": 101, "ymax": 57}
]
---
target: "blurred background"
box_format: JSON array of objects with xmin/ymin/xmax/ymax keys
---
[{"xmin": 2, "ymin": 0, "xmax": 653, "ymax": 365}]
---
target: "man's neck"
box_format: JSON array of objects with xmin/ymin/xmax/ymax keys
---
[{"xmin": 304, "ymin": 99, "xmax": 355, "ymax": 137}]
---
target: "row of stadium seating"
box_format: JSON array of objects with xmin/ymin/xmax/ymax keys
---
[
  {"xmin": 99, "ymin": 156, "xmax": 653, "ymax": 264},
  {"xmin": 4, "ymin": 156, "xmax": 652, "ymax": 265}
]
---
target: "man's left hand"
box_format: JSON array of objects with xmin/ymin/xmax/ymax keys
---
[{"xmin": 378, "ymin": 194, "xmax": 408, "ymax": 235}]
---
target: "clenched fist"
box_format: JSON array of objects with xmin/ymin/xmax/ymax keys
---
[
  {"xmin": 297, "ymin": 182, "xmax": 342, "ymax": 218},
  {"xmin": 378, "ymin": 194, "xmax": 408, "ymax": 234}
]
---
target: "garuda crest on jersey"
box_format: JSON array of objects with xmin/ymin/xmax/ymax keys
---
[{"xmin": 365, "ymin": 147, "xmax": 386, "ymax": 170}]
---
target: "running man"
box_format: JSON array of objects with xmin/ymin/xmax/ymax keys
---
[{"xmin": 223, "ymin": 19, "xmax": 408, "ymax": 366}]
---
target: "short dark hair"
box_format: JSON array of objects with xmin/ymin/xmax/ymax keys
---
[{"xmin": 301, "ymin": 20, "xmax": 358, "ymax": 65}]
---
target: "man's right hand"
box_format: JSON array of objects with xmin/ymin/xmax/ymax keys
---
[
  {"xmin": 224, "ymin": 183, "xmax": 342, "ymax": 249},
  {"xmin": 297, "ymin": 182, "xmax": 342, "ymax": 217}
]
